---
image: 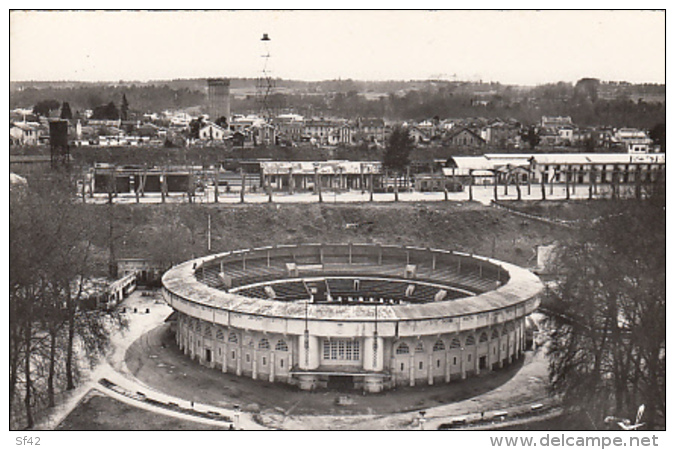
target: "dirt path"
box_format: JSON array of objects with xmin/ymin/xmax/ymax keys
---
[
  {"xmin": 41, "ymin": 290, "xmax": 553, "ymax": 430},
  {"xmin": 126, "ymin": 322, "xmax": 552, "ymax": 430}
]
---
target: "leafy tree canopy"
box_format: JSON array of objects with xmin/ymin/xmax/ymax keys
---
[
  {"xmin": 120, "ymin": 94, "xmax": 130, "ymax": 121},
  {"xmin": 33, "ymin": 99, "xmax": 61, "ymax": 117},
  {"xmin": 60, "ymin": 101, "xmax": 73, "ymax": 120},
  {"xmin": 520, "ymin": 125, "xmax": 541, "ymax": 150},
  {"xmin": 91, "ymin": 102, "xmax": 120, "ymax": 120},
  {"xmin": 383, "ymin": 126, "xmax": 414, "ymax": 173},
  {"xmin": 649, "ymin": 123, "xmax": 665, "ymax": 152}
]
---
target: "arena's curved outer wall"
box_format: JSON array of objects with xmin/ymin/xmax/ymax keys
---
[{"xmin": 162, "ymin": 244, "xmax": 544, "ymax": 392}]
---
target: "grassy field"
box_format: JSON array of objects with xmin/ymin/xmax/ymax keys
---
[
  {"xmin": 96, "ymin": 200, "xmax": 578, "ymax": 271},
  {"xmin": 57, "ymin": 390, "xmax": 227, "ymax": 431}
]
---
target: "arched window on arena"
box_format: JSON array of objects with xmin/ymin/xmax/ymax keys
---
[
  {"xmin": 450, "ymin": 338, "xmax": 461, "ymax": 349},
  {"xmin": 275, "ymin": 340, "xmax": 289, "ymax": 352},
  {"xmin": 502, "ymin": 326, "xmax": 509, "ymax": 336},
  {"xmin": 395, "ymin": 343, "xmax": 410, "ymax": 355},
  {"xmin": 433, "ymin": 340, "xmax": 445, "ymax": 352},
  {"xmin": 228, "ymin": 332, "xmax": 238, "ymax": 344},
  {"xmin": 258, "ymin": 338, "xmax": 270, "ymax": 350},
  {"xmin": 479, "ymin": 332, "xmax": 488, "ymax": 343},
  {"xmin": 465, "ymin": 335, "xmax": 476, "ymax": 346},
  {"xmin": 491, "ymin": 329, "xmax": 500, "ymax": 340},
  {"xmin": 204, "ymin": 325, "xmax": 212, "ymax": 339},
  {"xmin": 195, "ymin": 321, "xmax": 202, "ymax": 332},
  {"xmin": 216, "ymin": 329, "xmax": 224, "ymax": 341},
  {"xmin": 415, "ymin": 342, "xmax": 425, "ymax": 354}
]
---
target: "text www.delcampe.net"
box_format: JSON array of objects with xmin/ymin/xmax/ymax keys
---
[{"xmin": 490, "ymin": 434, "xmax": 659, "ymax": 449}]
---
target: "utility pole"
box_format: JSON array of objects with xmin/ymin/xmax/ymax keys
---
[
  {"xmin": 214, "ymin": 167, "xmax": 219, "ymax": 204},
  {"xmin": 207, "ymin": 214, "xmax": 212, "ymax": 252},
  {"xmin": 493, "ymin": 172, "xmax": 498, "ymax": 201},
  {"xmin": 240, "ymin": 168, "xmax": 246, "ymax": 204}
]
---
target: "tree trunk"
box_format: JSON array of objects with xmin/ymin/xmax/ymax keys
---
[
  {"xmin": 24, "ymin": 323, "xmax": 34, "ymax": 429},
  {"xmin": 9, "ymin": 319, "xmax": 22, "ymax": 415},
  {"xmin": 213, "ymin": 169, "xmax": 219, "ymax": 203},
  {"xmin": 527, "ymin": 175, "xmax": 531, "ymax": 196},
  {"xmin": 515, "ymin": 176, "xmax": 522, "ymax": 201},
  {"xmin": 287, "ymin": 169, "xmax": 293, "ymax": 195},
  {"xmin": 565, "ymin": 169, "xmax": 570, "ymax": 200},
  {"xmin": 65, "ymin": 283, "xmax": 75, "ymax": 391},
  {"xmin": 394, "ymin": 172, "xmax": 399, "ymax": 202},
  {"xmin": 468, "ymin": 171, "xmax": 473, "ymax": 201},
  {"xmin": 643, "ymin": 348, "xmax": 664, "ymax": 428},
  {"xmin": 107, "ymin": 174, "xmax": 114, "ymax": 204},
  {"xmin": 240, "ymin": 170, "xmax": 246, "ymax": 203},
  {"xmin": 608, "ymin": 291, "xmax": 625, "ymax": 415},
  {"xmin": 589, "ymin": 168, "xmax": 594, "ymax": 199},
  {"xmin": 541, "ymin": 174, "xmax": 547, "ymax": 200},
  {"xmin": 107, "ymin": 204, "xmax": 116, "ymax": 278},
  {"xmin": 47, "ymin": 325, "xmax": 58, "ymax": 408},
  {"xmin": 493, "ymin": 173, "xmax": 498, "ymax": 201}
]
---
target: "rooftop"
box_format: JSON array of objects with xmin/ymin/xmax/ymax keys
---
[{"xmin": 162, "ymin": 244, "xmax": 543, "ymax": 323}]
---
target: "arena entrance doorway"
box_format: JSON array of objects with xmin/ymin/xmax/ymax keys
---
[{"xmin": 328, "ymin": 375, "xmax": 355, "ymax": 390}]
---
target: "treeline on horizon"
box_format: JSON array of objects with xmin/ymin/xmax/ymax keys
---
[{"xmin": 10, "ymin": 78, "xmax": 665, "ymax": 129}]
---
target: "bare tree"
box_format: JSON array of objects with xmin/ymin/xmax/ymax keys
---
[
  {"xmin": 544, "ymin": 183, "xmax": 665, "ymax": 429},
  {"xmin": 10, "ymin": 174, "xmax": 126, "ymax": 429}
]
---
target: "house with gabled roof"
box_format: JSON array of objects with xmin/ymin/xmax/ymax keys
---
[
  {"xmin": 252, "ymin": 123, "xmax": 277, "ymax": 146},
  {"xmin": 355, "ymin": 117, "xmax": 387, "ymax": 144},
  {"xmin": 10, "ymin": 122, "xmax": 43, "ymax": 146},
  {"xmin": 445, "ymin": 127, "xmax": 486, "ymax": 148},
  {"xmin": 199, "ymin": 121, "xmax": 229, "ymax": 141},
  {"xmin": 480, "ymin": 120, "xmax": 521, "ymax": 147},
  {"xmin": 407, "ymin": 126, "xmax": 431, "ymax": 145}
]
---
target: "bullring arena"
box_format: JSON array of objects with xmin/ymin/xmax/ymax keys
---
[{"xmin": 162, "ymin": 243, "xmax": 543, "ymax": 394}]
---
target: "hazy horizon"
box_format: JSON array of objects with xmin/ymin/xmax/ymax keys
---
[
  {"xmin": 8, "ymin": 76, "xmax": 666, "ymax": 87},
  {"xmin": 10, "ymin": 10, "xmax": 665, "ymax": 85}
]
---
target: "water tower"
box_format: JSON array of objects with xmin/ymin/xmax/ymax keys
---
[{"xmin": 207, "ymin": 78, "xmax": 231, "ymax": 124}]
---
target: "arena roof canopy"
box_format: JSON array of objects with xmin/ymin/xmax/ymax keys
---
[{"xmin": 162, "ymin": 244, "xmax": 543, "ymax": 327}]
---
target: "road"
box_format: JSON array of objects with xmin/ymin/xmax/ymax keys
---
[{"xmin": 36, "ymin": 290, "xmax": 555, "ymax": 431}]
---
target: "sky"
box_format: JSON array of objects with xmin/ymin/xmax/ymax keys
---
[{"xmin": 9, "ymin": 10, "xmax": 666, "ymax": 85}]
